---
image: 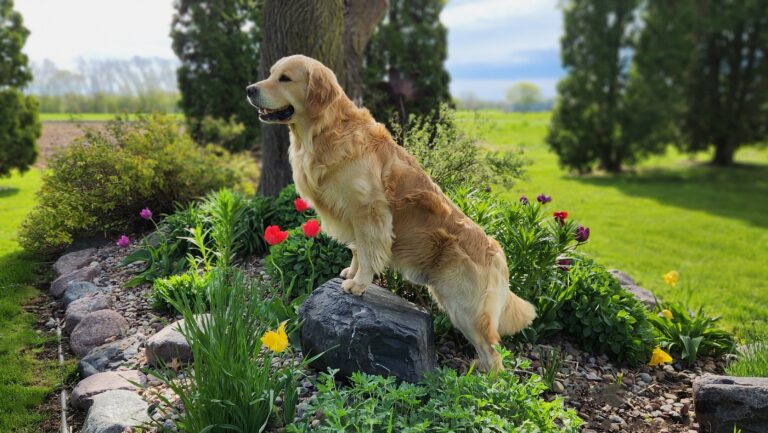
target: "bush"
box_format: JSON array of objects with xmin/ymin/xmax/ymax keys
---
[
  {"xmin": 559, "ymin": 258, "xmax": 656, "ymax": 364},
  {"xmin": 650, "ymin": 302, "xmax": 735, "ymax": 366},
  {"xmin": 0, "ymin": 89, "xmax": 41, "ymax": 177},
  {"xmin": 393, "ymin": 105, "xmax": 526, "ymax": 190},
  {"xmin": 150, "ymin": 270, "xmax": 210, "ymax": 312},
  {"xmin": 265, "ymin": 227, "xmax": 351, "ymax": 297},
  {"xmin": 18, "ymin": 114, "xmax": 255, "ymax": 254},
  {"xmin": 288, "ymin": 348, "xmax": 582, "ymax": 433}
]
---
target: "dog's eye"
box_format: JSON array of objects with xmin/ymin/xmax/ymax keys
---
[{"xmin": 278, "ymin": 74, "xmax": 291, "ymax": 82}]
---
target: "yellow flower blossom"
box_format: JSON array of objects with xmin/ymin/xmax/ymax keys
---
[
  {"xmin": 663, "ymin": 271, "xmax": 679, "ymax": 287},
  {"xmin": 660, "ymin": 309, "xmax": 673, "ymax": 320},
  {"xmin": 649, "ymin": 346, "xmax": 673, "ymax": 366},
  {"xmin": 261, "ymin": 321, "xmax": 289, "ymax": 353}
]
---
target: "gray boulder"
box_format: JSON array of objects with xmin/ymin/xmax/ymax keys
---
[
  {"xmin": 145, "ymin": 315, "xmax": 209, "ymax": 367},
  {"xmin": 53, "ymin": 247, "xmax": 96, "ymax": 278},
  {"xmin": 70, "ymin": 310, "xmax": 129, "ymax": 357},
  {"xmin": 81, "ymin": 390, "xmax": 150, "ymax": 433},
  {"xmin": 65, "ymin": 294, "xmax": 111, "ymax": 334},
  {"xmin": 694, "ymin": 374, "xmax": 768, "ymax": 433},
  {"xmin": 71, "ymin": 370, "xmax": 146, "ymax": 409},
  {"xmin": 62, "ymin": 281, "xmax": 103, "ymax": 308},
  {"xmin": 79, "ymin": 336, "xmax": 142, "ymax": 377},
  {"xmin": 609, "ymin": 269, "xmax": 657, "ymax": 309},
  {"xmin": 50, "ymin": 264, "xmax": 100, "ymax": 298},
  {"xmin": 299, "ymin": 278, "xmax": 436, "ymax": 383}
]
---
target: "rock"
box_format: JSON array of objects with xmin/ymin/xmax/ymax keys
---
[
  {"xmin": 609, "ymin": 269, "xmax": 657, "ymax": 309},
  {"xmin": 299, "ymin": 278, "xmax": 436, "ymax": 383},
  {"xmin": 62, "ymin": 281, "xmax": 102, "ymax": 308},
  {"xmin": 70, "ymin": 310, "xmax": 129, "ymax": 357},
  {"xmin": 145, "ymin": 315, "xmax": 209, "ymax": 367},
  {"xmin": 79, "ymin": 336, "xmax": 142, "ymax": 377},
  {"xmin": 694, "ymin": 375, "xmax": 768, "ymax": 433},
  {"xmin": 638, "ymin": 372, "xmax": 653, "ymax": 383},
  {"xmin": 552, "ymin": 380, "xmax": 566, "ymax": 394},
  {"xmin": 71, "ymin": 370, "xmax": 147, "ymax": 409},
  {"xmin": 45, "ymin": 318, "xmax": 57, "ymax": 329},
  {"xmin": 50, "ymin": 264, "xmax": 100, "ymax": 298},
  {"xmin": 53, "ymin": 248, "xmax": 96, "ymax": 278},
  {"xmin": 65, "ymin": 294, "xmax": 111, "ymax": 334},
  {"xmin": 81, "ymin": 390, "xmax": 150, "ymax": 433}
]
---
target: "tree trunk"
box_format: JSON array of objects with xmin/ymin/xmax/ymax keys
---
[
  {"xmin": 712, "ymin": 139, "xmax": 736, "ymax": 166},
  {"xmin": 258, "ymin": 0, "xmax": 345, "ymax": 197},
  {"xmin": 342, "ymin": 0, "xmax": 388, "ymax": 105}
]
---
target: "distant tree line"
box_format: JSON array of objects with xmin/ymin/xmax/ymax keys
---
[{"xmin": 549, "ymin": 0, "xmax": 768, "ymax": 171}]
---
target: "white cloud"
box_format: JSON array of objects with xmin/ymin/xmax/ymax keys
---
[{"xmin": 441, "ymin": 0, "xmax": 558, "ymax": 30}]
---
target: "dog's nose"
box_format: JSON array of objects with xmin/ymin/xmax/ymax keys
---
[{"xmin": 246, "ymin": 85, "xmax": 259, "ymax": 100}]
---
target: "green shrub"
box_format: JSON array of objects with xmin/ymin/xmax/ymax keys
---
[
  {"xmin": 0, "ymin": 89, "xmax": 41, "ymax": 177},
  {"xmin": 288, "ymin": 348, "xmax": 582, "ymax": 433},
  {"xmin": 149, "ymin": 268, "xmax": 309, "ymax": 431},
  {"xmin": 265, "ymin": 227, "xmax": 351, "ymax": 297},
  {"xmin": 650, "ymin": 302, "xmax": 735, "ymax": 366},
  {"xmin": 18, "ymin": 114, "xmax": 252, "ymax": 255},
  {"xmin": 727, "ymin": 323, "xmax": 768, "ymax": 377},
  {"xmin": 393, "ymin": 104, "xmax": 527, "ymax": 190},
  {"xmin": 559, "ymin": 258, "xmax": 656, "ymax": 364},
  {"xmin": 269, "ymin": 184, "xmax": 315, "ymax": 229},
  {"xmin": 150, "ymin": 270, "xmax": 210, "ymax": 312}
]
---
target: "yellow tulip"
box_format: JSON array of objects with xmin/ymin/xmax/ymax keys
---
[
  {"xmin": 649, "ymin": 346, "xmax": 673, "ymax": 366},
  {"xmin": 261, "ymin": 321, "xmax": 289, "ymax": 353},
  {"xmin": 663, "ymin": 271, "xmax": 679, "ymax": 287},
  {"xmin": 660, "ymin": 309, "xmax": 673, "ymax": 320}
]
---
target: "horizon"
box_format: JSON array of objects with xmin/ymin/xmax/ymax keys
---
[{"xmin": 14, "ymin": 0, "xmax": 564, "ymax": 101}]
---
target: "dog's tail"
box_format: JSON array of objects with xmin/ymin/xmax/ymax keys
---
[{"xmin": 490, "ymin": 252, "xmax": 536, "ymax": 336}]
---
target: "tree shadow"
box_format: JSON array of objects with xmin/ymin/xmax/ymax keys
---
[
  {"xmin": 572, "ymin": 162, "xmax": 768, "ymax": 229},
  {"xmin": 0, "ymin": 187, "xmax": 20, "ymax": 198}
]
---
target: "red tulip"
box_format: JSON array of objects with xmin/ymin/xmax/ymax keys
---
[
  {"xmin": 264, "ymin": 225, "xmax": 289, "ymax": 246},
  {"xmin": 554, "ymin": 211, "xmax": 568, "ymax": 226},
  {"xmin": 294, "ymin": 197, "xmax": 310, "ymax": 212},
  {"xmin": 302, "ymin": 219, "xmax": 321, "ymax": 238}
]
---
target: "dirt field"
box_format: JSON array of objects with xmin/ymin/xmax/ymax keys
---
[{"xmin": 36, "ymin": 121, "xmax": 106, "ymax": 168}]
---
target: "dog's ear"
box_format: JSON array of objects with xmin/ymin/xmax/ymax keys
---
[{"xmin": 306, "ymin": 65, "xmax": 340, "ymax": 115}]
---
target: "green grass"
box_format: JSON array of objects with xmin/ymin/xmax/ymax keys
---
[
  {"xmin": 726, "ymin": 323, "xmax": 768, "ymax": 377},
  {"xmin": 40, "ymin": 112, "xmax": 183, "ymax": 122},
  {"xmin": 457, "ymin": 111, "xmax": 768, "ymax": 328},
  {"xmin": 0, "ymin": 169, "xmax": 61, "ymax": 432}
]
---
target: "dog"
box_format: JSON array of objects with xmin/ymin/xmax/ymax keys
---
[{"xmin": 247, "ymin": 55, "xmax": 536, "ymax": 371}]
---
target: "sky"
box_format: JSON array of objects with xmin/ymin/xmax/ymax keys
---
[{"xmin": 14, "ymin": 0, "xmax": 564, "ymax": 100}]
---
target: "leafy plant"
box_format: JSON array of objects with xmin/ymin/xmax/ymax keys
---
[
  {"xmin": 650, "ymin": 302, "xmax": 735, "ymax": 366},
  {"xmin": 539, "ymin": 347, "xmax": 562, "ymax": 390},
  {"xmin": 727, "ymin": 323, "xmax": 768, "ymax": 377},
  {"xmin": 150, "ymin": 270, "xmax": 210, "ymax": 312},
  {"xmin": 288, "ymin": 347, "xmax": 581, "ymax": 433},
  {"xmin": 121, "ymin": 240, "xmax": 187, "ymax": 288},
  {"xmin": 147, "ymin": 268, "xmax": 311, "ymax": 432}
]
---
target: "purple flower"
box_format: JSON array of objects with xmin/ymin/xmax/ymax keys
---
[
  {"xmin": 575, "ymin": 226, "xmax": 590, "ymax": 242},
  {"xmin": 557, "ymin": 258, "xmax": 573, "ymax": 272},
  {"xmin": 116, "ymin": 235, "xmax": 131, "ymax": 248},
  {"xmin": 519, "ymin": 195, "xmax": 529, "ymax": 205},
  {"xmin": 536, "ymin": 193, "xmax": 552, "ymax": 204},
  {"xmin": 139, "ymin": 207, "xmax": 152, "ymax": 220}
]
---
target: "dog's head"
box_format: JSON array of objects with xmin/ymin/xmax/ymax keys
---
[{"xmin": 246, "ymin": 55, "xmax": 341, "ymax": 124}]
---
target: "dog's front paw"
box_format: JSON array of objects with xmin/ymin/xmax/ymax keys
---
[
  {"xmin": 341, "ymin": 278, "xmax": 368, "ymax": 296},
  {"xmin": 340, "ymin": 266, "xmax": 354, "ymax": 279}
]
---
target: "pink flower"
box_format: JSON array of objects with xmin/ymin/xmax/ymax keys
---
[
  {"xmin": 264, "ymin": 225, "xmax": 289, "ymax": 246},
  {"xmin": 116, "ymin": 235, "xmax": 131, "ymax": 248},
  {"xmin": 302, "ymin": 219, "xmax": 321, "ymax": 237},
  {"xmin": 139, "ymin": 208, "xmax": 152, "ymax": 220},
  {"xmin": 294, "ymin": 198, "xmax": 310, "ymax": 212}
]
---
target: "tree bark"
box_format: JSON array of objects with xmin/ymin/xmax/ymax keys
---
[
  {"xmin": 712, "ymin": 139, "xmax": 736, "ymax": 166},
  {"xmin": 342, "ymin": 0, "xmax": 388, "ymax": 105},
  {"xmin": 257, "ymin": 0, "xmax": 345, "ymax": 197}
]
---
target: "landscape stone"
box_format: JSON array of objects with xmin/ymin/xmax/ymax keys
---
[
  {"xmin": 694, "ymin": 375, "xmax": 768, "ymax": 433},
  {"xmin": 79, "ymin": 336, "xmax": 142, "ymax": 377},
  {"xmin": 65, "ymin": 294, "xmax": 111, "ymax": 334},
  {"xmin": 299, "ymin": 278, "xmax": 436, "ymax": 383},
  {"xmin": 81, "ymin": 390, "xmax": 150, "ymax": 433},
  {"xmin": 50, "ymin": 264, "xmax": 100, "ymax": 298},
  {"xmin": 62, "ymin": 281, "xmax": 102, "ymax": 308},
  {"xmin": 70, "ymin": 310, "xmax": 129, "ymax": 357},
  {"xmin": 53, "ymin": 247, "xmax": 96, "ymax": 278},
  {"xmin": 145, "ymin": 315, "xmax": 209, "ymax": 367},
  {"xmin": 609, "ymin": 269, "xmax": 657, "ymax": 309},
  {"xmin": 71, "ymin": 370, "xmax": 146, "ymax": 409}
]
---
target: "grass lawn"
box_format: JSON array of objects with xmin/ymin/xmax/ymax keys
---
[
  {"xmin": 457, "ymin": 111, "xmax": 768, "ymax": 329},
  {"xmin": 0, "ymin": 170, "xmax": 61, "ymax": 432},
  {"xmin": 40, "ymin": 112, "xmax": 183, "ymax": 122}
]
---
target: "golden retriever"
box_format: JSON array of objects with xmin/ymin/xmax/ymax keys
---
[{"xmin": 246, "ymin": 55, "xmax": 535, "ymax": 371}]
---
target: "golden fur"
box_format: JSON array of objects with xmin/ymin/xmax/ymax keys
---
[{"xmin": 248, "ymin": 55, "xmax": 536, "ymax": 371}]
